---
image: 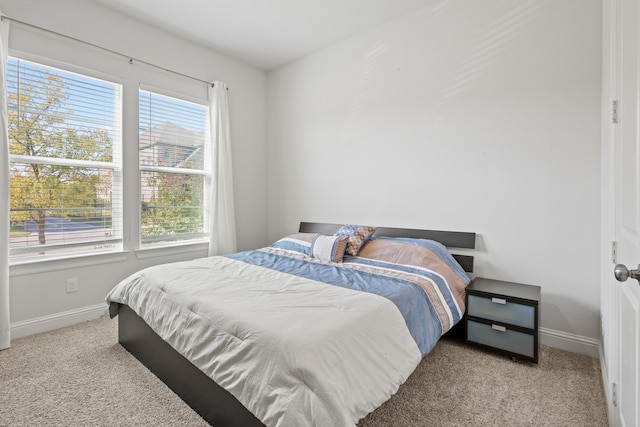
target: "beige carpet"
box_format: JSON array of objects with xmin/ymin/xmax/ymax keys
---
[{"xmin": 0, "ymin": 315, "xmax": 608, "ymax": 427}]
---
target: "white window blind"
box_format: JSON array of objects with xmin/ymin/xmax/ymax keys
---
[
  {"xmin": 7, "ymin": 58, "xmax": 122, "ymax": 260},
  {"xmin": 139, "ymin": 89, "xmax": 209, "ymax": 245}
]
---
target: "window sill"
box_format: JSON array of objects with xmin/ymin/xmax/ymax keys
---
[
  {"xmin": 9, "ymin": 242, "xmax": 210, "ymax": 276},
  {"xmin": 9, "ymin": 250, "xmax": 130, "ymax": 277},
  {"xmin": 135, "ymin": 241, "xmax": 209, "ymax": 260}
]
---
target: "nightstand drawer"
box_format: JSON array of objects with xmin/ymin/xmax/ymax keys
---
[
  {"xmin": 467, "ymin": 320, "xmax": 535, "ymax": 358},
  {"xmin": 467, "ymin": 294, "xmax": 535, "ymax": 329}
]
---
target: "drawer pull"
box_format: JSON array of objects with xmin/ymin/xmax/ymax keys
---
[
  {"xmin": 491, "ymin": 297, "xmax": 507, "ymax": 305},
  {"xmin": 491, "ymin": 324, "xmax": 507, "ymax": 332}
]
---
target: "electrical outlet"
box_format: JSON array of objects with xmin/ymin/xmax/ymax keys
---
[{"xmin": 66, "ymin": 278, "xmax": 79, "ymax": 293}]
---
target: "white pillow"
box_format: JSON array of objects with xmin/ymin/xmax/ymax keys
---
[{"xmin": 311, "ymin": 234, "xmax": 348, "ymax": 263}]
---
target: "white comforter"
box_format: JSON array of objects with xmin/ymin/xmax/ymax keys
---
[{"xmin": 106, "ymin": 255, "xmax": 422, "ymax": 427}]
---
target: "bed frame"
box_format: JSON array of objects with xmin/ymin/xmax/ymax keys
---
[{"xmin": 115, "ymin": 222, "xmax": 476, "ymax": 426}]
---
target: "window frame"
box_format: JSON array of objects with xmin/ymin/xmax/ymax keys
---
[
  {"xmin": 7, "ymin": 54, "xmax": 124, "ymax": 264},
  {"xmin": 137, "ymin": 85, "xmax": 211, "ymax": 249}
]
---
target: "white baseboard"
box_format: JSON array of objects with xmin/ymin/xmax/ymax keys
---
[
  {"xmin": 10, "ymin": 303, "xmax": 108, "ymax": 340},
  {"xmin": 540, "ymin": 327, "xmax": 600, "ymax": 358},
  {"xmin": 9, "ymin": 308, "xmax": 602, "ymax": 360}
]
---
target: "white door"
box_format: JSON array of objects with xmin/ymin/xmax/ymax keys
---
[{"xmin": 605, "ymin": 0, "xmax": 640, "ymax": 425}]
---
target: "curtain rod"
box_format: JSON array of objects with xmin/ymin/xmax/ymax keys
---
[{"xmin": 1, "ymin": 14, "xmax": 224, "ymax": 88}]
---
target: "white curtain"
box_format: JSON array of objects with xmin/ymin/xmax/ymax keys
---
[
  {"xmin": 0, "ymin": 15, "xmax": 11, "ymax": 350},
  {"xmin": 207, "ymin": 81, "xmax": 237, "ymax": 256}
]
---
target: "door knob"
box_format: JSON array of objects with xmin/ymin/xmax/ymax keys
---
[{"xmin": 614, "ymin": 264, "xmax": 640, "ymax": 282}]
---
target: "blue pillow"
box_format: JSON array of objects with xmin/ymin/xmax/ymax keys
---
[{"xmin": 270, "ymin": 233, "xmax": 315, "ymax": 256}]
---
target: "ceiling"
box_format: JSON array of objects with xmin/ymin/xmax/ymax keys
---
[{"xmin": 93, "ymin": 0, "xmax": 432, "ymax": 71}]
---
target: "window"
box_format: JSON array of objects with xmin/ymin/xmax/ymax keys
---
[
  {"xmin": 8, "ymin": 58, "xmax": 122, "ymax": 260},
  {"xmin": 139, "ymin": 90, "xmax": 209, "ymax": 246}
]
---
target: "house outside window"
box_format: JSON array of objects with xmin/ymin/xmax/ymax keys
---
[
  {"xmin": 7, "ymin": 57, "xmax": 122, "ymax": 260},
  {"xmin": 138, "ymin": 89, "xmax": 210, "ymax": 246}
]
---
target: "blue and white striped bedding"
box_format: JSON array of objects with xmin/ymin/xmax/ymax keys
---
[
  {"xmin": 235, "ymin": 234, "xmax": 469, "ymax": 356},
  {"xmin": 106, "ymin": 233, "xmax": 469, "ymax": 427}
]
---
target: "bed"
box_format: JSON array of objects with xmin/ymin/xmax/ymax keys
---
[{"xmin": 106, "ymin": 222, "xmax": 476, "ymax": 427}]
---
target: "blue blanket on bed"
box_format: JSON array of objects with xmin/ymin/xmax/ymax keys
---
[{"xmin": 228, "ymin": 246, "xmax": 460, "ymax": 357}]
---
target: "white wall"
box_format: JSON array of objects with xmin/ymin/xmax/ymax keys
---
[
  {"xmin": 2, "ymin": 0, "xmax": 268, "ymax": 332},
  {"xmin": 267, "ymin": 0, "xmax": 602, "ymax": 347}
]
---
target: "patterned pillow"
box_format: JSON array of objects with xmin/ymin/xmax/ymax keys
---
[
  {"xmin": 334, "ymin": 224, "xmax": 377, "ymax": 256},
  {"xmin": 311, "ymin": 234, "xmax": 349, "ymax": 263}
]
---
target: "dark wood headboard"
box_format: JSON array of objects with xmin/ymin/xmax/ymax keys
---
[{"xmin": 298, "ymin": 222, "xmax": 476, "ymax": 272}]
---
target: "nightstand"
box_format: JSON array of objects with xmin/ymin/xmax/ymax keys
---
[{"xmin": 465, "ymin": 278, "xmax": 541, "ymax": 363}]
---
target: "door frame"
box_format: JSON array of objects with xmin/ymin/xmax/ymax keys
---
[{"xmin": 600, "ymin": 0, "xmax": 619, "ymax": 425}]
